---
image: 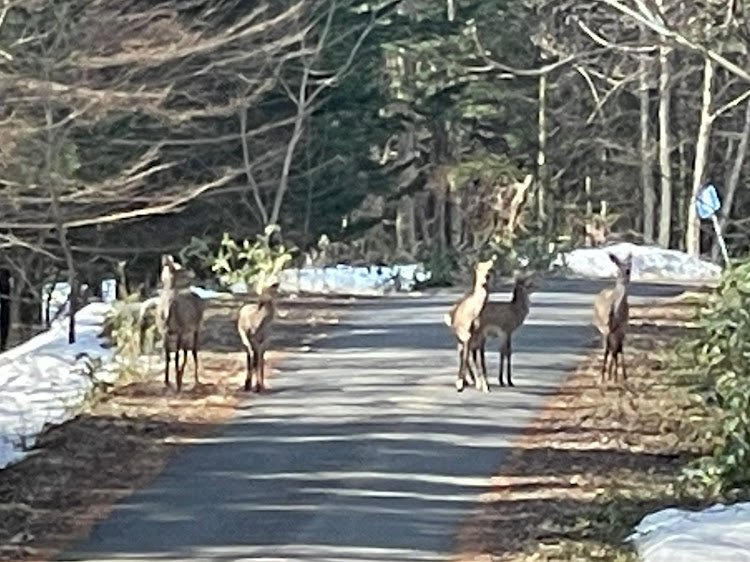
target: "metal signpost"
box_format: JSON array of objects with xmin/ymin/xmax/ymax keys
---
[{"xmin": 695, "ymin": 183, "xmax": 730, "ymax": 266}]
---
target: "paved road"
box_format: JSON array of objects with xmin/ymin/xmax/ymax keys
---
[{"xmin": 59, "ymin": 279, "xmax": 687, "ymax": 562}]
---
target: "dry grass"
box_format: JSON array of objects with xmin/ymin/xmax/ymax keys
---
[
  {"xmin": 455, "ymin": 290, "xmax": 712, "ymax": 562},
  {"xmin": 0, "ymin": 294, "xmax": 350, "ymax": 562}
]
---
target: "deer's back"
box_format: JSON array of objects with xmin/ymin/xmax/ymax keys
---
[
  {"xmin": 479, "ymin": 300, "xmax": 529, "ymax": 335},
  {"xmin": 166, "ymin": 292, "xmax": 205, "ymax": 332},
  {"xmin": 238, "ymin": 301, "xmax": 275, "ymax": 344}
]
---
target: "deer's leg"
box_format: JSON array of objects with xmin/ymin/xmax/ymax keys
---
[
  {"xmin": 243, "ymin": 346, "xmax": 253, "ymax": 391},
  {"xmin": 470, "ymin": 346, "xmax": 481, "ymax": 389},
  {"xmin": 163, "ymin": 335, "xmax": 171, "ymax": 387},
  {"xmin": 505, "ymin": 338, "xmax": 514, "ymax": 387},
  {"xmin": 192, "ymin": 330, "xmax": 200, "ymax": 385},
  {"xmin": 456, "ymin": 342, "xmax": 468, "ymax": 392},
  {"xmin": 463, "ymin": 339, "xmax": 476, "ymax": 387},
  {"xmin": 251, "ymin": 342, "xmax": 262, "ymax": 392},
  {"xmin": 609, "ymin": 339, "xmax": 618, "ymax": 382},
  {"xmin": 610, "ymin": 352, "xmax": 618, "ymax": 382},
  {"xmin": 477, "ymin": 339, "xmax": 490, "ymax": 393},
  {"xmin": 498, "ymin": 334, "xmax": 508, "ymax": 387},
  {"xmin": 601, "ymin": 337, "xmax": 610, "ymax": 383},
  {"xmin": 617, "ymin": 337, "xmax": 627, "ymax": 381},
  {"xmin": 257, "ymin": 346, "xmax": 266, "ymax": 392},
  {"xmin": 466, "ymin": 347, "xmax": 478, "ymax": 387},
  {"xmin": 175, "ymin": 334, "xmax": 184, "ymax": 392}
]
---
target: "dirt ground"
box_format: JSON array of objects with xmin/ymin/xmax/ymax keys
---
[
  {"xmin": 455, "ymin": 290, "xmax": 712, "ymax": 562},
  {"xmin": 0, "ymin": 294, "xmax": 352, "ymax": 562}
]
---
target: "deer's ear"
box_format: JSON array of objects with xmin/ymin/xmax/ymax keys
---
[
  {"xmin": 161, "ymin": 255, "xmax": 177, "ymax": 268},
  {"xmin": 608, "ymin": 253, "xmax": 621, "ymax": 266}
]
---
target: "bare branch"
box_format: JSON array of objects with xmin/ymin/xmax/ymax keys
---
[
  {"xmin": 239, "ymin": 107, "xmax": 269, "ymax": 224},
  {"xmin": 711, "ymin": 88, "xmax": 750, "ymax": 121},
  {"xmin": 598, "ymin": 0, "xmax": 750, "ymax": 83}
]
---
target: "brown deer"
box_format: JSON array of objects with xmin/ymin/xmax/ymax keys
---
[
  {"xmin": 470, "ymin": 272, "xmax": 536, "ymax": 391},
  {"xmin": 444, "ymin": 257, "xmax": 495, "ymax": 392},
  {"xmin": 237, "ymin": 281, "xmax": 280, "ymax": 393},
  {"xmin": 593, "ymin": 252, "xmax": 632, "ymax": 383},
  {"xmin": 159, "ymin": 255, "xmax": 206, "ymax": 391}
]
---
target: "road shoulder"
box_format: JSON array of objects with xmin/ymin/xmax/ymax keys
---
[
  {"xmin": 455, "ymin": 290, "xmax": 711, "ymax": 561},
  {"xmin": 0, "ymin": 295, "xmax": 348, "ymax": 562}
]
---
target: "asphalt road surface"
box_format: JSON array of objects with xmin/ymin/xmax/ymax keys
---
[{"xmin": 59, "ymin": 279, "xmax": 688, "ymax": 562}]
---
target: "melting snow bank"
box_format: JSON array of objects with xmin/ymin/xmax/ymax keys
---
[
  {"xmin": 552, "ymin": 242, "xmax": 722, "ymax": 282},
  {"xmin": 628, "ymin": 502, "xmax": 750, "ymax": 561},
  {"xmin": 0, "ymin": 303, "xmax": 116, "ymax": 470},
  {"xmin": 229, "ymin": 264, "xmax": 431, "ymax": 295},
  {"xmin": 1, "ymin": 264, "xmax": 430, "ymax": 471}
]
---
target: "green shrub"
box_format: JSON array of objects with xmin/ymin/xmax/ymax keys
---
[
  {"xmin": 679, "ymin": 258, "xmax": 750, "ymax": 498},
  {"xmin": 415, "ymin": 245, "xmax": 459, "ymax": 287},
  {"xmin": 101, "ymin": 292, "xmax": 160, "ymax": 365},
  {"xmin": 210, "ymin": 225, "xmax": 295, "ymax": 295},
  {"xmin": 488, "ymin": 232, "xmax": 556, "ymax": 276}
]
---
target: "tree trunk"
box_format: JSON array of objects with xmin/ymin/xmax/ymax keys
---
[
  {"xmin": 536, "ymin": 73, "xmax": 548, "ymax": 230},
  {"xmin": 270, "ymin": 116, "xmax": 304, "ymax": 227},
  {"xmin": 396, "ymin": 196, "xmax": 417, "ymax": 254},
  {"xmin": 448, "ymin": 181, "xmax": 462, "ymax": 249},
  {"xmin": 44, "ymin": 101, "xmax": 78, "ymax": 343},
  {"xmin": 639, "ymin": 52, "xmax": 656, "ymax": 242},
  {"xmin": 437, "ymin": 182, "xmax": 447, "ymax": 250},
  {"xmin": 676, "ymin": 140, "xmax": 688, "ymax": 251},
  {"xmin": 240, "ymin": 108, "xmax": 269, "ymax": 225},
  {"xmin": 656, "ymin": 46, "xmax": 674, "ymax": 248},
  {"xmin": 415, "ymin": 194, "xmax": 431, "ymax": 246},
  {"xmin": 685, "ymin": 58, "xmax": 714, "ymax": 257},
  {"xmin": 270, "ymin": 61, "xmax": 309, "ymax": 227},
  {"xmin": 403, "ymin": 195, "xmax": 417, "ymax": 254},
  {"xmin": 0, "ymin": 268, "xmax": 11, "ymax": 351},
  {"xmin": 712, "ymin": 98, "xmax": 750, "ymax": 260},
  {"xmin": 446, "ymin": 0, "xmax": 455, "ymax": 21}
]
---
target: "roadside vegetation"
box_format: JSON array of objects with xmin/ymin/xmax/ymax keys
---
[{"xmin": 458, "ymin": 259, "xmax": 750, "ymax": 561}]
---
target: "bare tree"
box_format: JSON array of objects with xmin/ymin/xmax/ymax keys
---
[
  {"xmin": 266, "ymin": 0, "xmax": 399, "ymax": 228},
  {"xmin": 656, "ymin": 42, "xmax": 674, "ymax": 248}
]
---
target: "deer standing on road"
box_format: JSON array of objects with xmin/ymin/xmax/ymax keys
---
[
  {"xmin": 237, "ymin": 281, "xmax": 280, "ymax": 392},
  {"xmin": 469, "ymin": 273, "xmax": 535, "ymax": 391},
  {"xmin": 159, "ymin": 255, "xmax": 206, "ymax": 391},
  {"xmin": 444, "ymin": 257, "xmax": 495, "ymax": 392},
  {"xmin": 593, "ymin": 252, "xmax": 632, "ymax": 383}
]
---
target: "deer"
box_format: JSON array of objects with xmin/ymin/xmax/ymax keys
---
[
  {"xmin": 592, "ymin": 252, "xmax": 633, "ymax": 383},
  {"xmin": 444, "ymin": 257, "xmax": 495, "ymax": 392},
  {"xmin": 469, "ymin": 272, "xmax": 536, "ymax": 391},
  {"xmin": 237, "ymin": 281, "xmax": 280, "ymax": 393},
  {"xmin": 156, "ymin": 255, "xmax": 206, "ymax": 391}
]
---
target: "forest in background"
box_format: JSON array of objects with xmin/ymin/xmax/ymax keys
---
[{"xmin": 1, "ymin": 0, "xmax": 749, "ymax": 328}]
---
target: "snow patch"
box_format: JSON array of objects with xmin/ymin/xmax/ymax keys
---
[
  {"xmin": 552, "ymin": 242, "xmax": 721, "ymax": 282},
  {"xmin": 0, "ymin": 264, "xmax": 429, "ymax": 470},
  {"xmin": 230, "ymin": 264, "xmax": 431, "ymax": 295},
  {"xmin": 628, "ymin": 502, "xmax": 750, "ymax": 561},
  {"xmin": 0, "ymin": 303, "xmax": 116, "ymax": 470}
]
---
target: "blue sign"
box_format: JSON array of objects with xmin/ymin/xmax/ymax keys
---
[{"xmin": 696, "ymin": 183, "xmax": 722, "ymax": 220}]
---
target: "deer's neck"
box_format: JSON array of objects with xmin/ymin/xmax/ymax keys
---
[
  {"xmin": 470, "ymin": 275, "xmax": 489, "ymax": 305},
  {"xmin": 611, "ymin": 279, "xmax": 628, "ymax": 311},
  {"xmin": 159, "ymin": 283, "xmax": 180, "ymax": 318},
  {"xmin": 512, "ymin": 286, "xmax": 531, "ymax": 317}
]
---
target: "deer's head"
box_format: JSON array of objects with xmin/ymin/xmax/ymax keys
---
[
  {"xmin": 160, "ymin": 254, "xmax": 194, "ymax": 291},
  {"xmin": 608, "ymin": 252, "xmax": 633, "ymax": 284}
]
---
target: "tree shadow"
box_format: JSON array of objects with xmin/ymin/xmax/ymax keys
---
[{"xmin": 457, "ymin": 444, "xmax": 706, "ymax": 559}]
